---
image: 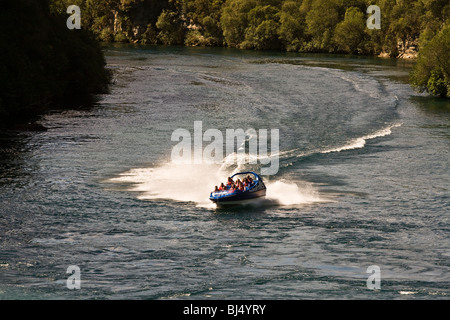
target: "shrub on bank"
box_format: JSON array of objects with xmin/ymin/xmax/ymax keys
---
[{"xmin": 0, "ymin": 0, "xmax": 111, "ymax": 126}]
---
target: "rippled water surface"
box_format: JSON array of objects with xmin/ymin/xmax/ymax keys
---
[{"xmin": 0, "ymin": 45, "xmax": 449, "ymax": 299}]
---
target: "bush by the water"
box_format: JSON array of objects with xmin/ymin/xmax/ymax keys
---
[
  {"xmin": 0, "ymin": 0, "xmax": 111, "ymax": 125},
  {"xmin": 410, "ymin": 24, "xmax": 450, "ymax": 98}
]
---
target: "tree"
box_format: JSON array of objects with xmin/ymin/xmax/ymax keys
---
[
  {"xmin": 0, "ymin": 0, "xmax": 111, "ymax": 124},
  {"xmin": 278, "ymin": 0, "xmax": 305, "ymax": 51},
  {"xmin": 156, "ymin": 9, "xmax": 185, "ymax": 45},
  {"xmin": 182, "ymin": 0, "xmax": 225, "ymax": 45},
  {"xmin": 221, "ymin": 0, "xmax": 257, "ymax": 47},
  {"xmin": 304, "ymin": 0, "xmax": 340, "ymax": 51},
  {"xmin": 241, "ymin": 4, "xmax": 281, "ymax": 50},
  {"xmin": 333, "ymin": 7, "xmax": 366, "ymax": 54},
  {"xmin": 410, "ymin": 24, "xmax": 450, "ymax": 98}
]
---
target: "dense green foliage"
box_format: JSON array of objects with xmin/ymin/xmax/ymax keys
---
[
  {"xmin": 67, "ymin": 0, "xmax": 448, "ymax": 55},
  {"xmin": 410, "ymin": 24, "xmax": 449, "ymax": 97},
  {"xmin": 57, "ymin": 0, "xmax": 448, "ymax": 97},
  {"xmin": 0, "ymin": 0, "xmax": 111, "ymax": 125}
]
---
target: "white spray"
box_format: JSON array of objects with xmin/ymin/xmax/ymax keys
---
[{"xmin": 108, "ymin": 161, "xmax": 322, "ymax": 208}]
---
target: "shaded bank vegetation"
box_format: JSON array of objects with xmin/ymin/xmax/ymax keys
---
[
  {"xmin": 0, "ymin": 0, "xmax": 111, "ymax": 127},
  {"xmin": 410, "ymin": 24, "xmax": 449, "ymax": 98},
  {"xmin": 50, "ymin": 0, "xmax": 448, "ymax": 97}
]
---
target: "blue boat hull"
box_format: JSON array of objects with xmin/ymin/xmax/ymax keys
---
[
  {"xmin": 210, "ymin": 188, "xmax": 266, "ymax": 205},
  {"xmin": 209, "ymin": 171, "xmax": 266, "ymax": 207}
]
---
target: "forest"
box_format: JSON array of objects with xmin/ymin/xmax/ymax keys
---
[{"xmin": 49, "ymin": 0, "xmax": 450, "ymax": 98}]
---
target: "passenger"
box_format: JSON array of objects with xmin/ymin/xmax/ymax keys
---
[
  {"xmin": 219, "ymin": 183, "xmax": 226, "ymax": 191},
  {"xmin": 238, "ymin": 183, "xmax": 244, "ymax": 191},
  {"xmin": 247, "ymin": 175, "xmax": 253, "ymax": 184},
  {"xmin": 227, "ymin": 177, "xmax": 233, "ymax": 185},
  {"xmin": 214, "ymin": 186, "xmax": 219, "ymax": 192}
]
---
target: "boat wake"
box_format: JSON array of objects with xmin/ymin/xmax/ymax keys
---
[
  {"xmin": 106, "ymin": 123, "xmax": 400, "ymax": 209},
  {"xmin": 321, "ymin": 122, "xmax": 402, "ymax": 154},
  {"xmin": 107, "ymin": 162, "xmax": 323, "ymax": 209},
  {"xmin": 278, "ymin": 122, "xmax": 402, "ymax": 166}
]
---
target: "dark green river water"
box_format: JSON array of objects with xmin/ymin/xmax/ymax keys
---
[{"xmin": 1, "ymin": 45, "xmax": 449, "ymax": 299}]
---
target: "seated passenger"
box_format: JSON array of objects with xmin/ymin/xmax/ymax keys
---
[
  {"xmin": 219, "ymin": 183, "xmax": 226, "ymax": 191},
  {"xmin": 227, "ymin": 177, "xmax": 233, "ymax": 185},
  {"xmin": 214, "ymin": 186, "xmax": 219, "ymax": 192}
]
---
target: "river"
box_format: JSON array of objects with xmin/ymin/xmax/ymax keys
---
[{"xmin": 0, "ymin": 45, "xmax": 449, "ymax": 299}]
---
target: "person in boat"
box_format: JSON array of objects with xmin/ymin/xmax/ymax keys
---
[
  {"xmin": 214, "ymin": 186, "xmax": 219, "ymax": 192},
  {"xmin": 219, "ymin": 183, "xmax": 226, "ymax": 191},
  {"xmin": 227, "ymin": 177, "xmax": 233, "ymax": 185},
  {"xmin": 247, "ymin": 175, "xmax": 253, "ymax": 185},
  {"xmin": 238, "ymin": 181, "xmax": 244, "ymax": 191},
  {"xmin": 243, "ymin": 178, "xmax": 249, "ymax": 190}
]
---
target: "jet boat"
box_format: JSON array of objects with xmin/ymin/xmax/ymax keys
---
[{"xmin": 209, "ymin": 171, "xmax": 266, "ymax": 207}]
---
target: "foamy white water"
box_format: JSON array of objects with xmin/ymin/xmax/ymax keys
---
[
  {"xmin": 322, "ymin": 122, "xmax": 402, "ymax": 153},
  {"xmin": 265, "ymin": 180, "xmax": 323, "ymax": 205},
  {"xmin": 109, "ymin": 161, "xmax": 323, "ymax": 208},
  {"xmin": 107, "ymin": 123, "xmax": 401, "ymax": 208}
]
